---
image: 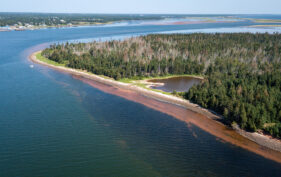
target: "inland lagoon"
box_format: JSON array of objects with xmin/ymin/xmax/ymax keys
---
[{"xmin": 148, "ymin": 76, "xmax": 202, "ymax": 92}]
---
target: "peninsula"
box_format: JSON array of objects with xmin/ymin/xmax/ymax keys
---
[{"xmin": 30, "ymin": 33, "xmax": 281, "ymax": 163}]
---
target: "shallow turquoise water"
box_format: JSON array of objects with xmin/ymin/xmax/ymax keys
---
[{"xmin": 0, "ymin": 18, "xmax": 281, "ymax": 176}]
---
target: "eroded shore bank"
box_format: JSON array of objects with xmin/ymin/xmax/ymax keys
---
[{"xmin": 30, "ymin": 51, "xmax": 281, "ymax": 164}]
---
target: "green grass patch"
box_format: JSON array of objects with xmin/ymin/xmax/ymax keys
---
[
  {"xmin": 139, "ymin": 74, "xmax": 204, "ymax": 80},
  {"xmin": 36, "ymin": 52, "xmax": 66, "ymax": 67},
  {"xmin": 132, "ymin": 82, "xmax": 173, "ymax": 96},
  {"xmin": 118, "ymin": 74, "xmax": 203, "ymax": 83},
  {"xmin": 118, "ymin": 78, "xmax": 135, "ymax": 83}
]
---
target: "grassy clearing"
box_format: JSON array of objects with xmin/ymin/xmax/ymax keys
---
[
  {"xmin": 118, "ymin": 74, "xmax": 204, "ymax": 83},
  {"xmin": 132, "ymin": 82, "xmax": 175, "ymax": 96},
  {"xmin": 36, "ymin": 52, "xmax": 66, "ymax": 67},
  {"xmin": 140, "ymin": 74, "xmax": 204, "ymax": 80},
  {"xmin": 118, "ymin": 78, "xmax": 135, "ymax": 83},
  {"xmin": 264, "ymin": 123, "xmax": 276, "ymax": 128}
]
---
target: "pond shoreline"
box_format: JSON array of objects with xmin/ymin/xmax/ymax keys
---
[
  {"xmin": 138, "ymin": 76, "xmax": 203, "ymax": 93},
  {"xmin": 29, "ymin": 50, "xmax": 281, "ymax": 164}
]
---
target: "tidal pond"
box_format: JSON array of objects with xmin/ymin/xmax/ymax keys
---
[{"xmin": 148, "ymin": 76, "xmax": 202, "ymax": 92}]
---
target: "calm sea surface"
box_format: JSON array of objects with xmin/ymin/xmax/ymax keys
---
[{"xmin": 1, "ymin": 16, "xmax": 281, "ymax": 177}]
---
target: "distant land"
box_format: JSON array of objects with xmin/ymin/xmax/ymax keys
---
[
  {"xmin": 0, "ymin": 13, "xmax": 199, "ymax": 30},
  {"xmin": 1, "ymin": 12, "xmax": 281, "ymax": 31}
]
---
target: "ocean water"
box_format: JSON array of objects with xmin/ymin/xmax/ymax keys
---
[{"xmin": 0, "ymin": 16, "xmax": 281, "ymax": 177}]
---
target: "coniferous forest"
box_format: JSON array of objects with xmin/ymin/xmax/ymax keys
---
[{"xmin": 42, "ymin": 33, "xmax": 281, "ymax": 138}]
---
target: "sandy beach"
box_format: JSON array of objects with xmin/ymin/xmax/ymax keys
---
[{"xmin": 30, "ymin": 51, "xmax": 281, "ymax": 164}]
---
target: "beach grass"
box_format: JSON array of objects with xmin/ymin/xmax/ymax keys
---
[
  {"xmin": 36, "ymin": 52, "xmax": 66, "ymax": 67},
  {"xmin": 132, "ymin": 82, "xmax": 174, "ymax": 96},
  {"xmin": 118, "ymin": 74, "xmax": 204, "ymax": 83}
]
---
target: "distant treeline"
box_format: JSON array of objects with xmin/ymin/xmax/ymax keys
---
[
  {"xmin": 0, "ymin": 12, "xmax": 188, "ymax": 26},
  {"xmin": 42, "ymin": 33, "xmax": 281, "ymax": 138}
]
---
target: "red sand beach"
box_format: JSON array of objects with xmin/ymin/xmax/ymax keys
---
[{"xmin": 30, "ymin": 51, "xmax": 281, "ymax": 164}]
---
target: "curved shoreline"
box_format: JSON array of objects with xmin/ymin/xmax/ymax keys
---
[{"xmin": 29, "ymin": 51, "xmax": 281, "ymax": 164}]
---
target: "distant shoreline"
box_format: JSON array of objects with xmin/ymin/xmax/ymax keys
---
[
  {"xmin": 29, "ymin": 50, "xmax": 281, "ymax": 164},
  {"xmin": 0, "ymin": 18, "xmax": 234, "ymax": 32},
  {"xmin": 0, "ymin": 22, "xmax": 114, "ymax": 32}
]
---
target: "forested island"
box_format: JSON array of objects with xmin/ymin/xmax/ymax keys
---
[{"xmin": 41, "ymin": 33, "xmax": 281, "ymax": 138}]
